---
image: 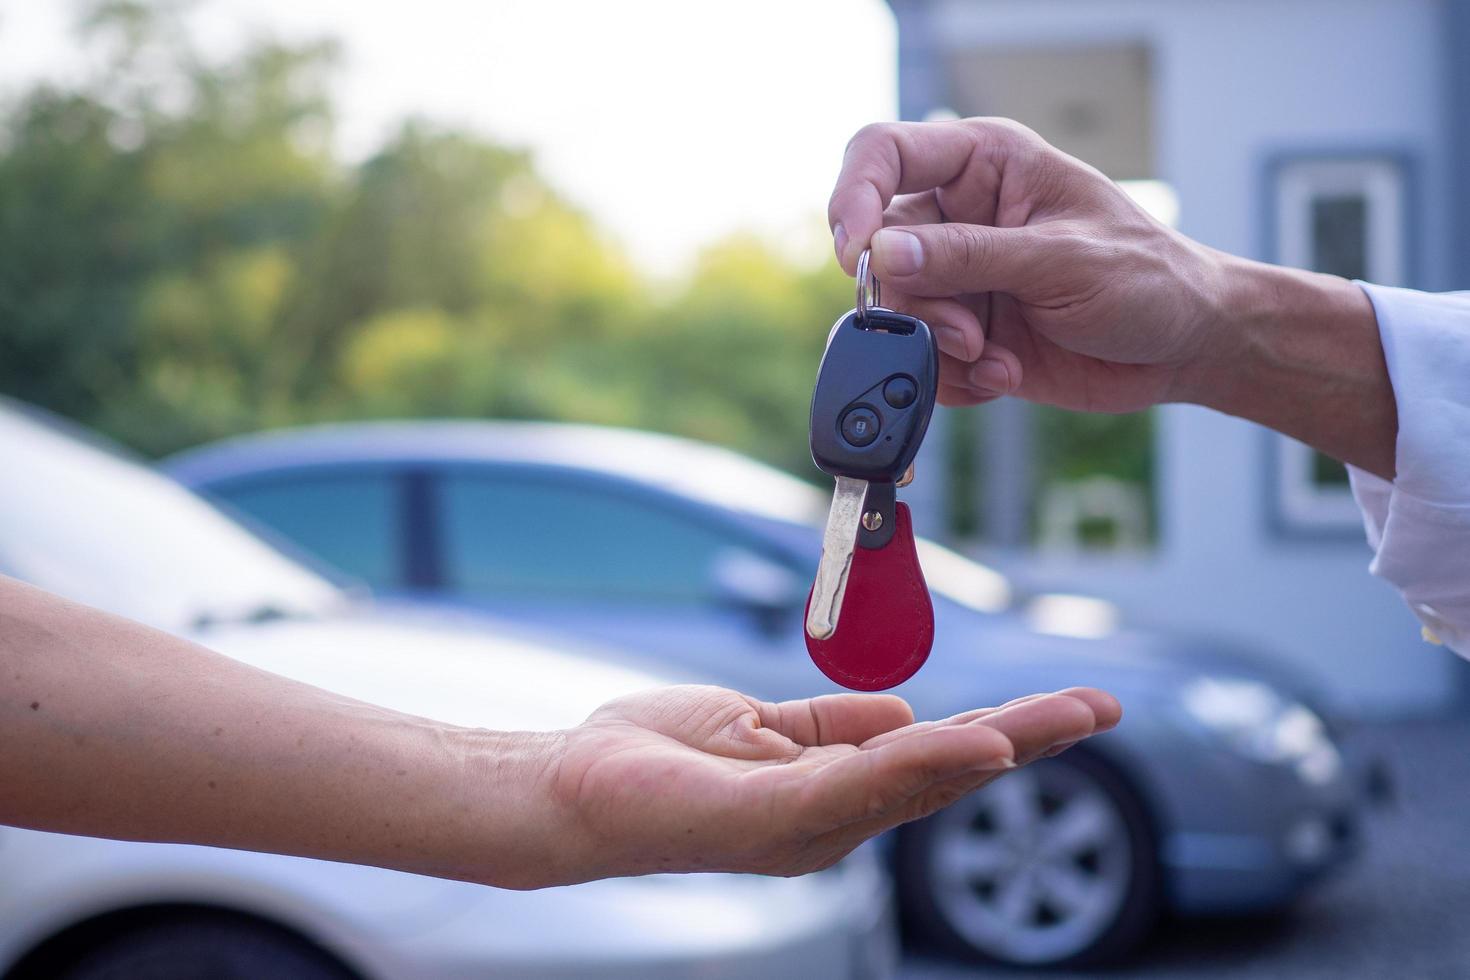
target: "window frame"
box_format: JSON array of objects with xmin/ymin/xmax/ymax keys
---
[{"xmin": 1261, "ymin": 150, "xmax": 1415, "ymax": 538}]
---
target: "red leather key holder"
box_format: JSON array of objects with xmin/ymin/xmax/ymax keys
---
[{"xmin": 804, "ymin": 502, "xmax": 933, "ymax": 691}]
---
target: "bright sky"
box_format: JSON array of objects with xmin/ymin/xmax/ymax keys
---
[{"xmin": 0, "ymin": 0, "xmax": 897, "ymax": 276}]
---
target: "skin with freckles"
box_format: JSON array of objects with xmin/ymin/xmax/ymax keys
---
[
  {"xmin": 828, "ymin": 117, "xmax": 1398, "ymax": 479},
  {"xmin": 0, "ymin": 575, "xmax": 1119, "ymax": 888}
]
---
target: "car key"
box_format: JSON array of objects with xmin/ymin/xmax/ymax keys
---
[
  {"xmin": 806, "ymin": 475, "xmax": 869, "ymax": 640},
  {"xmin": 804, "ymin": 249, "xmax": 938, "ymax": 690}
]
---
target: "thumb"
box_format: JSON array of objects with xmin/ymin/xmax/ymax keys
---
[{"xmin": 870, "ymin": 223, "xmax": 1044, "ymax": 299}]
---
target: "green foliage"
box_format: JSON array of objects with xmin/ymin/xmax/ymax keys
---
[
  {"xmin": 1035, "ymin": 406, "xmax": 1153, "ymax": 487},
  {"xmin": 0, "ymin": 4, "xmax": 847, "ymax": 475},
  {"xmin": 0, "ymin": 2, "xmax": 1153, "ymax": 533},
  {"xmin": 945, "ymin": 406, "xmax": 983, "ymax": 538},
  {"xmin": 0, "ymin": 88, "xmax": 150, "ymax": 427},
  {"xmin": 0, "ymin": 1, "xmax": 338, "ymax": 454},
  {"xmin": 1033, "ymin": 405, "xmax": 1155, "ymax": 542},
  {"xmin": 616, "ymin": 239, "xmax": 848, "ymax": 475}
]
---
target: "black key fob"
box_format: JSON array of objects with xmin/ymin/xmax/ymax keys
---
[
  {"xmin": 809, "ymin": 307, "xmax": 939, "ymax": 484},
  {"xmin": 808, "ymin": 306, "xmax": 938, "ymax": 549}
]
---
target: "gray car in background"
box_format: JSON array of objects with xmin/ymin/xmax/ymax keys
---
[{"xmin": 167, "ymin": 420, "xmax": 1380, "ymax": 968}]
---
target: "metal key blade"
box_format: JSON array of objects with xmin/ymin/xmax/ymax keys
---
[{"xmin": 806, "ymin": 475, "xmax": 869, "ymax": 640}]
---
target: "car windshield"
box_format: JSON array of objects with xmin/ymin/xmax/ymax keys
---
[{"xmin": 0, "ymin": 404, "xmax": 344, "ymax": 633}]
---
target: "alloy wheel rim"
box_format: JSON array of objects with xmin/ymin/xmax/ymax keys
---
[{"xmin": 927, "ymin": 761, "xmax": 1133, "ymax": 964}]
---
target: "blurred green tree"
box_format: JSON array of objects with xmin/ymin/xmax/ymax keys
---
[
  {"xmin": 627, "ymin": 237, "xmax": 848, "ymax": 475},
  {"xmin": 0, "ymin": 0, "xmax": 1154, "ymax": 545},
  {"xmin": 0, "ymin": 87, "xmax": 151, "ymax": 430},
  {"xmin": 0, "ymin": 0, "xmax": 849, "ymax": 476},
  {"xmin": 0, "ymin": 0, "xmax": 339, "ymax": 453}
]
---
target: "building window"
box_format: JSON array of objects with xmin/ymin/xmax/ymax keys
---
[
  {"xmin": 1275, "ymin": 157, "xmax": 1406, "ymax": 285},
  {"xmin": 1270, "ymin": 155, "xmax": 1408, "ymax": 532},
  {"xmin": 1274, "ymin": 435, "xmax": 1363, "ymax": 532}
]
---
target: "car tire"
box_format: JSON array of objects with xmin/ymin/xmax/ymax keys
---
[
  {"xmin": 895, "ymin": 750, "xmax": 1161, "ymax": 968},
  {"xmin": 52, "ymin": 910, "xmax": 358, "ymax": 980}
]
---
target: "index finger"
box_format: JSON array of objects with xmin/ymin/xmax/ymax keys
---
[
  {"xmin": 973, "ymin": 691, "xmax": 1110, "ymax": 764},
  {"xmin": 828, "ymin": 120, "xmax": 1004, "ymax": 273},
  {"xmin": 795, "ymin": 721, "xmax": 1017, "ymax": 831}
]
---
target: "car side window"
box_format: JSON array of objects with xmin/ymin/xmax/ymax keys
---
[
  {"xmin": 211, "ymin": 471, "xmax": 401, "ymax": 589},
  {"xmin": 438, "ymin": 473, "xmax": 735, "ymax": 604}
]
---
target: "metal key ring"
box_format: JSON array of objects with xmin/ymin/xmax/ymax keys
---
[{"xmin": 856, "ymin": 248, "xmax": 881, "ymax": 322}]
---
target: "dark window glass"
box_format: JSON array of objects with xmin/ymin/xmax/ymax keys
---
[
  {"xmin": 1310, "ymin": 194, "xmax": 1369, "ymax": 282},
  {"xmin": 439, "ymin": 474, "xmax": 733, "ymax": 603},
  {"xmin": 1306, "ymin": 191, "xmax": 1368, "ymax": 491},
  {"xmin": 1025, "ymin": 405, "xmax": 1155, "ymax": 549},
  {"xmin": 1311, "ymin": 452, "xmax": 1351, "ymax": 488},
  {"xmin": 215, "ymin": 472, "xmax": 400, "ymax": 588}
]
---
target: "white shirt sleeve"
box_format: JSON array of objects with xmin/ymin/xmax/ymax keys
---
[{"xmin": 1347, "ymin": 282, "xmax": 1470, "ymax": 658}]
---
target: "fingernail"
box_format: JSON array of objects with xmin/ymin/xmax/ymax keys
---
[
  {"xmin": 967, "ymin": 358, "xmax": 1011, "ymax": 393},
  {"xmin": 936, "ymin": 323, "xmax": 978, "ymax": 362},
  {"xmin": 873, "ymin": 228, "xmax": 924, "ymax": 276},
  {"xmin": 973, "ymin": 756, "xmax": 1016, "ymax": 772},
  {"xmin": 832, "ymin": 223, "xmax": 849, "ymax": 266}
]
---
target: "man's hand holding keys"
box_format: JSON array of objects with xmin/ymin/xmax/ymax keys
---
[{"xmin": 827, "ymin": 118, "xmax": 1395, "ymax": 479}]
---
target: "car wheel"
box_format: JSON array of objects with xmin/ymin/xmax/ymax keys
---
[
  {"xmin": 896, "ymin": 751, "xmax": 1161, "ymax": 967},
  {"xmin": 54, "ymin": 911, "xmax": 358, "ymax": 980}
]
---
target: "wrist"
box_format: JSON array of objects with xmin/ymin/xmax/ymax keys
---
[
  {"xmin": 437, "ymin": 726, "xmax": 576, "ymax": 888},
  {"xmin": 1172, "ymin": 253, "xmax": 1293, "ymax": 405},
  {"xmin": 1172, "ymin": 255, "xmax": 1396, "ymax": 477}
]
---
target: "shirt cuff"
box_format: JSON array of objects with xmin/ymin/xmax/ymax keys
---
[{"xmin": 1350, "ymin": 283, "xmax": 1470, "ymax": 657}]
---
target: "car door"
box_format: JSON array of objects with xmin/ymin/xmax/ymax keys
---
[{"xmin": 424, "ymin": 465, "xmax": 818, "ymax": 695}]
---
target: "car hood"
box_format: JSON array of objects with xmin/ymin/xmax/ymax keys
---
[
  {"xmin": 191, "ymin": 608, "xmax": 670, "ymax": 732},
  {"xmin": 905, "ymin": 597, "xmax": 1331, "ymax": 714},
  {"xmin": 767, "ymin": 522, "xmax": 1326, "ymax": 706}
]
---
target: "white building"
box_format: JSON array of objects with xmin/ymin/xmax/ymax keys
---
[{"xmin": 891, "ymin": 0, "xmax": 1470, "ymax": 715}]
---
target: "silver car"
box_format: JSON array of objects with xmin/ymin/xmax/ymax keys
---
[
  {"xmin": 0, "ymin": 401, "xmax": 897, "ymax": 980},
  {"xmin": 166, "ymin": 420, "xmax": 1382, "ymax": 968}
]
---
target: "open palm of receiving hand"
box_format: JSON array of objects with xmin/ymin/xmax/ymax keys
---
[{"xmin": 552, "ymin": 684, "xmax": 1119, "ymax": 881}]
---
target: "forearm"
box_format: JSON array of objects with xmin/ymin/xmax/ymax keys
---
[
  {"xmin": 1180, "ymin": 256, "xmax": 1398, "ymax": 479},
  {"xmin": 0, "ymin": 576, "xmax": 568, "ymax": 888},
  {"xmin": 0, "ymin": 578, "xmax": 1120, "ymax": 887}
]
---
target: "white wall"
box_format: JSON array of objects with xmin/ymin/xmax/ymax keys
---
[{"xmin": 927, "ymin": 0, "xmax": 1462, "ymax": 714}]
